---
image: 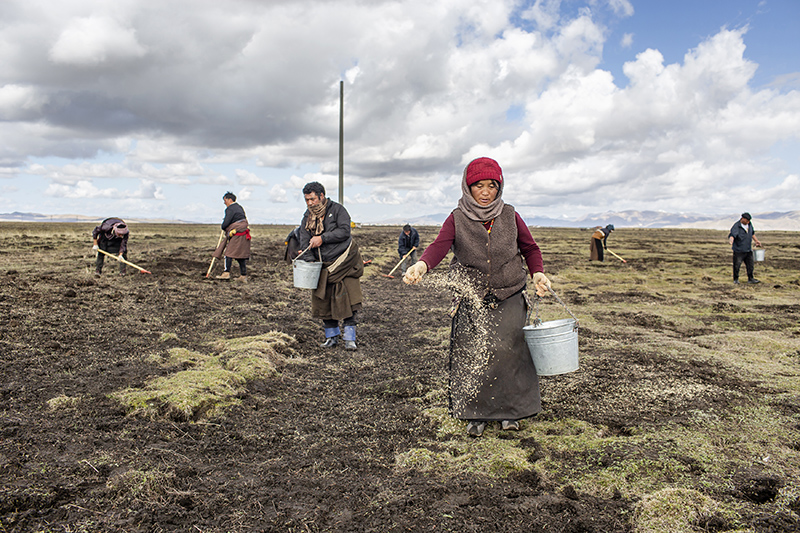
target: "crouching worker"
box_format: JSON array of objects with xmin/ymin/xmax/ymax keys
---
[
  {"xmin": 213, "ymin": 191, "xmax": 251, "ymax": 282},
  {"xmin": 403, "ymin": 157, "xmax": 551, "ymax": 438},
  {"xmin": 298, "ymin": 181, "xmax": 364, "ymax": 350},
  {"xmin": 92, "ymin": 217, "xmax": 129, "ymax": 275}
]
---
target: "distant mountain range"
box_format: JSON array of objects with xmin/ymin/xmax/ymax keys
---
[
  {"xmin": 0, "ymin": 212, "xmax": 195, "ymax": 224},
  {"xmin": 3, "ymin": 210, "xmax": 799, "ymax": 230}
]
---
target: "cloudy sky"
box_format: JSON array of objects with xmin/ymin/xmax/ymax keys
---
[{"xmin": 1, "ymin": 0, "xmax": 798, "ymax": 224}]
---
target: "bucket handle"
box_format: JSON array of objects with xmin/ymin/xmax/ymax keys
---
[
  {"xmin": 292, "ymin": 243, "xmax": 322, "ymax": 264},
  {"xmin": 529, "ymin": 286, "xmax": 579, "ymax": 329}
]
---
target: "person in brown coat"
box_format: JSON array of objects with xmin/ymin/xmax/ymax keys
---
[
  {"xmin": 297, "ymin": 181, "xmax": 364, "ymax": 350},
  {"xmin": 590, "ymin": 224, "xmax": 614, "ymax": 261},
  {"xmin": 403, "ymin": 157, "xmax": 551, "ymax": 437},
  {"xmin": 213, "ymin": 192, "xmax": 251, "ymax": 281}
]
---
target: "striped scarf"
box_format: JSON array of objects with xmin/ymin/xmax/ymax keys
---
[{"xmin": 305, "ymin": 197, "xmax": 329, "ymax": 236}]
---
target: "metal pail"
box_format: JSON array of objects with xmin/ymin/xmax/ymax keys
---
[
  {"xmin": 752, "ymin": 249, "xmax": 765, "ymax": 262},
  {"xmin": 292, "ymin": 260, "xmax": 322, "ymax": 289},
  {"xmin": 523, "ymin": 318, "xmax": 579, "ymax": 376}
]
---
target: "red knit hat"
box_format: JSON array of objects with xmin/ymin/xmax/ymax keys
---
[{"xmin": 465, "ymin": 157, "xmax": 503, "ymax": 187}]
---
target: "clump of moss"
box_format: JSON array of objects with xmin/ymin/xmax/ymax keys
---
[
  {"xmin": 158, "ymin": 332, "xmax": 179, "ymax": 343},
  {"xmin": 633, "ymin": 488, "xmax": 723, "ymax": 533},
  {"xmin": 47, "ymin": 395, "xmax": 82, "ymax": 410},
  {"xmin": 106, "ymin": 468, "xmax": 175, "ymax": 500},
  {"xmin": 396, "ymin": 408, "xmax": 532, "ymax": 478},
  {"xmin": 111, "ymin": 331, "xmax": 297, "ymax": 421},
  {"xmin": 216, "ymin": 331, "xmax": 296, "ymax": 380}
]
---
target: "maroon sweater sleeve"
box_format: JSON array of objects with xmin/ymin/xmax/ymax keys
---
[
  {"xmin": 419, "ymin": 213, "xmax": 455, "ymax": 270},
  {"xmin": 420, "ymin": 211, "xmax": 544, "ymax": 276},
  {"xmin": 516, "ymin": 212, "xmax": 543, "ymax": 275}
]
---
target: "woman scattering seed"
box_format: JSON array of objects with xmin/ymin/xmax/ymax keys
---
[{"xmin": 403, "ymin": 157, "xmax": 551, "ymax": 438}]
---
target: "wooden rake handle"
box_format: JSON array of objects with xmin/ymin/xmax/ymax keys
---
[{"xmin": 97, "ymin": 248, "xmax": 151, "ymax": 274}]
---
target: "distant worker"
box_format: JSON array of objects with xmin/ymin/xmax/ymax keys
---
[
  {"xmin": 590, "ymin": 224, "xmax": 614, "ymax": 261},
  {"xmin": 284, "ymin": 226, "xmax": 301, "ymax": 263},
  {"xmin": 298, "ymin": 181, "xmax": 364, "ymax": 350},
  {"xmin": 397, "ymin": 224, "xmax": 420, "ymax": 274},
  {"xmin": 213, "ymin": 192, "xmax": 251, "ymax": 282},
  {"xmin": 728, "ymin": 212, "xmax": 762, "ymax": 285},
  {"xmin": 92, "ymin": 217, "xmax": 129, "ymax": 275}
]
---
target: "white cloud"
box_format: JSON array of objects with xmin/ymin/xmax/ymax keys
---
[
  {"xmin": 48, "ymin": 15, "xmax": 147, "ymax": 66},
  {"xmin": 235, "ymin": 169, "xmax": 267, "ymax": 186},
  {"xmin": 0, "ymin": 0, "xmax": 797, "ymax": 222},
  {"xmin": 0, "ymin": 85, "xmax": 48, "ymax": 120},
  {"xmin": 45, "ymin": 180, "xmax": 117, "ymax": 199},
  {"xmin": 269, "ymin": 183, "xmax": 289, "ymax": 203},
  {"xmin": 237, "ymin": 187, "xmax": 252, "ymax": 201},
  {"xmin": 607, "ymin": 0, "xmax": 634, "ymax": 17},
  {"xmin": 43, "ymin": 177, "xmax": 163, "ymax": 199}
]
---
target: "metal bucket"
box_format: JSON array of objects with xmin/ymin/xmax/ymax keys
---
[
  {"xmin": 523, "ymin": 317, "xmax": 579, "ymax": 376},
  {"xmin": 292, "ymin": 260, "xmax": 322, "ymax": 289},
  {"xmin": 752, "ymin": 249, "xmax": 765, "ymax": 262}
]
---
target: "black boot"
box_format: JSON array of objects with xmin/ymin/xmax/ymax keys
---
[{"xmin": 320, "ymin": 337, "xmax": 338, "ymax": 348}]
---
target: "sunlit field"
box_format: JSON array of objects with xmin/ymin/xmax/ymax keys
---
[{"xmin": 2, "ymin": 222, "xmax": 799, "ymax": 532}]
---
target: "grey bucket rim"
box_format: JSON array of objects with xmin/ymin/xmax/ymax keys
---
[{"xmin": 523, "ymin": 317, "xmax": 577, "ymax": 331}]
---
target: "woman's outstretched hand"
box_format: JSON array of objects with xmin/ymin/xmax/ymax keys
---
[{"xmin": 403, "ymin": 261, "xmax": 428, "ymax": 285}]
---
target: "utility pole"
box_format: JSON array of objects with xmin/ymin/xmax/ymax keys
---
[{"xmin": 338, "ymin": 80, "xmax": 344, "ymax": 205}]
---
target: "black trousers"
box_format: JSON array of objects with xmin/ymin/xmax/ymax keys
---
[
  {"xmin": 323, "ymin": 310, "xmax": 357, "ymax": 329},
  {"xmin": 732, "ymin": 251, "xmax": 754, "ymax": 281},
  {"xmin": 96, "ymin": 240, "xmax": 127, "ymax": 274},
  {"xmin": 224, "ymin": 257, "xmax": 247, "ymax": 275}
]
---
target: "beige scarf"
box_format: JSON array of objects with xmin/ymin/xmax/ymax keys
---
[
  {"xmin": 305, "ymin": 197, "xmax": 329, "ymax": 236},
  {"xmin": 456, "ymin": 167, "xmax": 505, "ymax": 223}
]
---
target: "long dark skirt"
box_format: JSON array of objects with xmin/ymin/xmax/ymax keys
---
[
  {"xmin": 590, "ymin": 238, "xmax": 604, "ymax": 261},
  {"xmin": 449, "ymin": 290, "xmax": 541, "ymax": 421}
]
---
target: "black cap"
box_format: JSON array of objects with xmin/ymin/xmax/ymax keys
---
[{"xmin": 741, "ymin": 212, "xmax": 751, "ymax": 220}]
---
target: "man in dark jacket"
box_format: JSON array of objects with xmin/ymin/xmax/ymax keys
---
[
  {"xmin": 92, "ymin": 217, "xmax": 129, "ymax": 275},
  {"xmin": 213, "ymin": 192, "xmax": 251, "ymax": 281},
  {"xmin": 397, "ymin": 224, "xmax": 420, "ymax": 274},
  {"xmin": 728, "ymin": 212, "xmax": 762, "ymax": 284},
  {"xmin": 298, "ymin": 182, "xmax": 364, "ymax": 350}
]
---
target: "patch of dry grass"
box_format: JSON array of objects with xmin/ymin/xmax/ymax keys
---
[{"xmin": 111, "ymin": 331, "xmax": 297, "ymax": 420}]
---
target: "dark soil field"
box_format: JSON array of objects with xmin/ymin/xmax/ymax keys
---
[{"xmin": 2, "ymin": 223, "xmax": 799, "ymax": 532}]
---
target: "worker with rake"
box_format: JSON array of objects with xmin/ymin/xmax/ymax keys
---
[
  {"xmin": 92, "ymin": 217, "xmax": 129, "ymax": 276},
  {"xmin": 589, "ymin": 224, "xmax": 614, "ymax": 261},
  {"xmin": 397, "ymin": 224, "xmax": 420, "ymax": 275},
  {"xmin": 403, "ymin": 157, "xmax": 551, "ymax": 438},
  {"xmin": 213, "ymin": 192, "xmax": 251, "ymax": 282},
  {"xmin": 298, "ymin": 181, "xmax": 364, "ymax": 351}
]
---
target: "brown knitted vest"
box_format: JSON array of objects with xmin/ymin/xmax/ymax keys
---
[{"xmin": 450, "ymin": 204, "xmax": 527, "ymax": 301}]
